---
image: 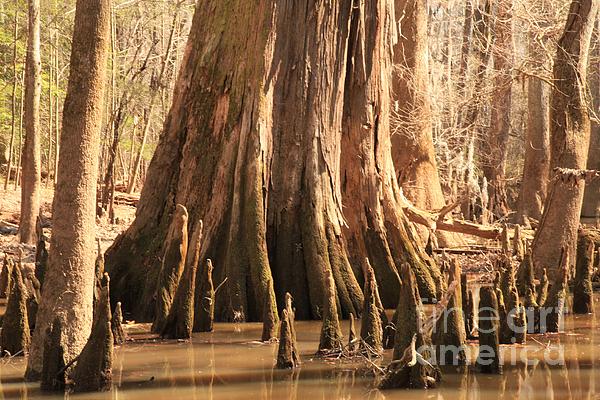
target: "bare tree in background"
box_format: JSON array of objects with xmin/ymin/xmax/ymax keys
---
[
  {"xmin": 19, "ymin": 0, "xmax": 41, "ymax": 244},
  {"xmin": 391, "ymin": 0, "xmax": 462, "ymax": 247}
]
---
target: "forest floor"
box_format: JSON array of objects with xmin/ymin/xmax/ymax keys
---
[
  {"xmin": 0, "ymin": 187, "xmax": 137, "ymax": 264},
  {"xmin": 0, "ymin": 185, "xmax": 506, "ymax": 291},
  {"xmin": 0, "ymin": 186, "xmax": 511, "ymax": 283}
]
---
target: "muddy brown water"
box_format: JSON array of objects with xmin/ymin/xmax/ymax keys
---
[{"xmin": 0, "ymin": 296, "xmax": 598, "ymax": 399}]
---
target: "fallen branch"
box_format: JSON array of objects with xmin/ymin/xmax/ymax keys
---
[
  {"xmin": 0, "ymin": 219, "xmax": 19, "ymax": 229},
  {"xmin": 398, "ymin": 189, "xmax": 504, "ymax": 240}
]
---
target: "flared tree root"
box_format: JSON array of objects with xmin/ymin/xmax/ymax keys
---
[{"xmin": 71, "ymin": 273, "xmax": 113, "ymax": 392}]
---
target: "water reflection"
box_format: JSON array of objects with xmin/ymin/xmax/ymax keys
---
[{"xmin": 0, "ymin": 296, "xmax": 597, "ymax": 399}]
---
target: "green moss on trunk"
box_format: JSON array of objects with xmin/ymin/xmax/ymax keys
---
[{"xmin": 317, "ymin": 270, "xmax": 344, "ymax": 355}]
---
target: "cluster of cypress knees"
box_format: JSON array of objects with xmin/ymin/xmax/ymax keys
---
[
  {"xmin": 0, "ymin": 213, "xmax": 596, "ymax": 392},
  {"xmin": 273, "ymin": 223, "xmax": 597, "ymax": 390},
  {"xmin": 0, "ymin": 218, "xmax": 126, "ymax": 392}
]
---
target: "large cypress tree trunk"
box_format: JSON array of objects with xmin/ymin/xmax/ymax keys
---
[
  {"xmin": 390, "ymin": 0, "xmax": 460, "ymax": 247},
  {"xmin": 106, "ymin": 0, "xmax": 438, "ymax": 322},
  {"xmin": 25, "ymin": 0, "xmax": 111, "ymax": 380},
  {"xmin": 19, "ymin": 0, "xmax": 42, "ymax": 244},
  {"xmin": 341, "ymin": 0, "xmax": 442, "ymax": 307},
  {"xmin": 532, "ymin": 0, "xmax": 598, "ymax": 277}
]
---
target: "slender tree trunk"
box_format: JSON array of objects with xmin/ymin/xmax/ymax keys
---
[
  {"xmin": 481, "ymin": 0, "xmax": 512, "ymax": 219},
  {"xmin": 14, "ymin": 71, "xmax": 25, "ymax": 191},
  {"xmin": 459, "ymin": 0, "xmax": 493, "ymax": 221},
  {"xmin": 457, "ymin": 0, "xmax": 473, "ymax": 95},
  {"xmin": 517, "ymin": 74, "xmax": 550, "ymax": 223},
  {"xmin": 46, "ymin": 35, "xmax": 54, "ymax": 188},
  {"xmin": 127, "ymin": 116, "xmax": 138, "ymax": 182},
  {"xmin": 391, "ymin": 0, "xmax": 461, "ymax": 248},
  {"xmin": 26, "ymin": 0, "xmax": 111, "ymax": 381},
  {"xmin": 4, "ymin": 7, "xmax": 18, "ymax": 191},
  {"xmin": 19, "ymin": 0, "xmax": 42, "ymax": 244},
  {"xmin": 53, "ymin": 29, "xmax": 60, "ymax": 186},
  {"xmin": 582, "ymin": 26, "xmax": 600, "ymax": 220},
  {"xmin": 532, "ymin": 0, "xmax": 598, "ymax": 277}
]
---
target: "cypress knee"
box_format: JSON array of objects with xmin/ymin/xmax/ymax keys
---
[
  {"xmin": 516, "ymin": 251, "xmax": 538, "ymax": 308},
  {"xmin": 194, "ymin": 258, "xmax": 215, "ymax": 332},
  {"xmin": 359, "ymin": 261, "xmax": 383, "ymax": 356},
  {"xmin": 275, "ymin": 309, "xmax": 299, "ymax": 369},
  {"xmin": 112, "ymin": 302, "xmax": 126, "ymax": 345},
  {"xmin": 71, "ymin": 273, "xmax": 113, "ymax": 392},
  {"xmin": 501, "ymin": 224, "xmax": 511, "ymax": 255},
  {"xmin": 513, "ymin": 225, "xmax": 525, "ymax": 260},
  {"xmin": 317, "ymin": 269, "xmax": 343, "ymax": 355},
  {"xmin": 348, "ymin": 313, "xmax": 358, "ymax": 354},
  {"xmin": 498, "ymin": 256, "xmax": 526, "ymax": 344},
  {"xmin": 40, "ymin": 318, "xmax": 66, "ymax": 391},
  {"xmin": 0, "ymin": 264, "xmax": 30, "ymax": 356},
  {"xmin": 0, "ymin": 256, "xmax": 13, "ymax": 298},
  {"xmin": 162, "ymin": 220, "xmax": 202, "ymax": 339},
  {"xmin": 543, "ymin": 249, "xmax": 569, "ymax": 333},
  {"xmin": 477, "ymin": 286, "xmax": 502, "ymax": 374},
  {"xmin": 35, "ymin": 238, "xmax": 48, "ymax": 287},
  {"xmin": 461, "ymin": 273, "xmax": 475, "ymax": 339},
  {"xmin": 283, "ymin": 293, "xmax": 300, "ymax": 366},
  {"xmin": 573, "ymin": 235, "xmax": 594, "ymax": 314},
  {"xmin": 152, "ymin": 204, "xmax": 188, "ymax": 334},
  {"xmin": 379, "ymin": 263, "xmax": 440, "ymax": 389},
  {"xmin": 93, "ymin": 239, "xmax": 104, "ymax": 315},
  {"xmin": 24, "ymin": 272, "xmax": 41, "ymax": 330},
  {"xmin": 433, "ymin": 258, "xmax": 467, "ymax": 365}
]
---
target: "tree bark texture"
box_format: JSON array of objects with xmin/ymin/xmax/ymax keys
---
[
  {"xmin": 19, "ymin": 0, "xmax": 42, "ymax": 244},
  {"xmin": 105, "ymin": 0, "xmax": 439, "ymax": 322},
  {"xmin": 517, "ymin": 74, "xmax": 550, "ymax": 223},
  {"xmin": 532, "ymin": 0, "xmax": 598, "ymax": 277},
  {"xmin": 26, "ymin": 0, "xmax": 111, "ymax": 380},
  {"xmin": 341, "ymin": 0, "xmax": 442, "ymax": 307},
  {"xmin": 582, "ymin": 27, "xmax": 600, "ymax": 219}
]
